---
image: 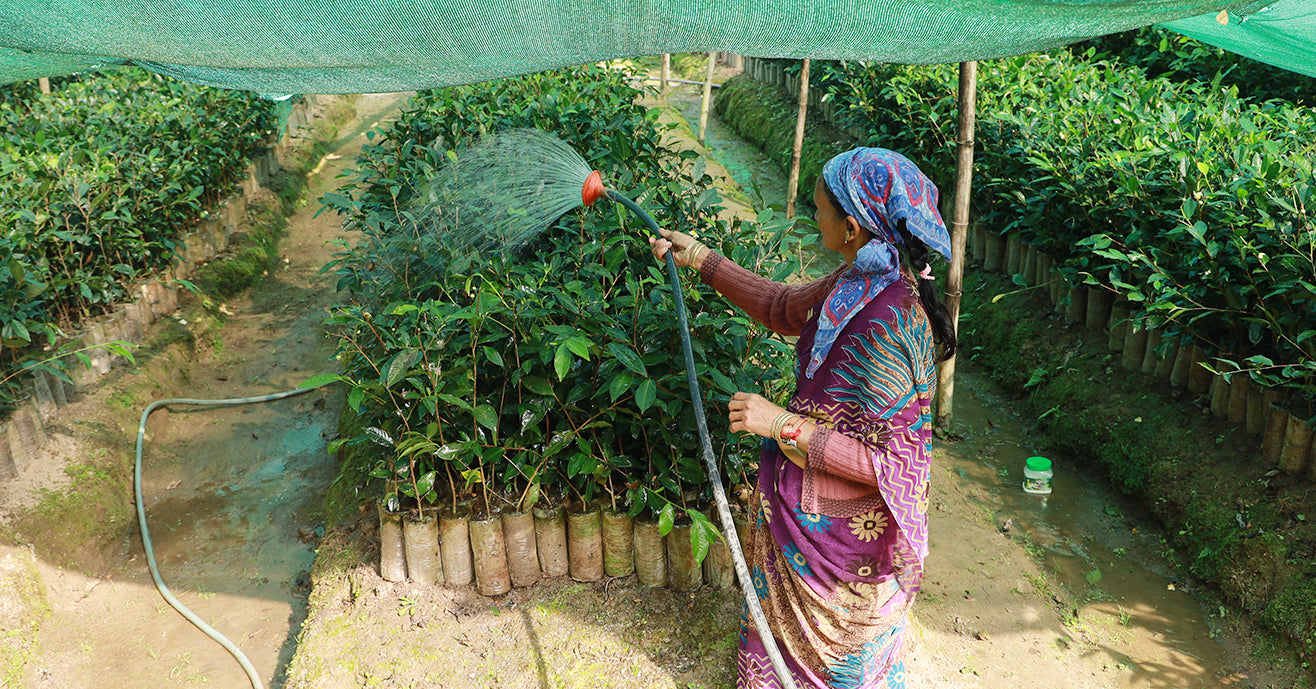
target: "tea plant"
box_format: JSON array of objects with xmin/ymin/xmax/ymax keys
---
[
  {"xmin": 0, "ymin": 69, "xmax": 278, "ymax": 405},
  {"xmin": 318, "ymin": 65, "xmax": 802, "ymax": 544},
  {"xmin": 1074, "ymin": 26, "xmax": 1316, "ymax": 106}
]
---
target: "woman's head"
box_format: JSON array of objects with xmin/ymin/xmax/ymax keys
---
[
  {"xmin": 819, "ymin": 148, "xmax": 950, "ymax": 263},
  {"xmin": 818, "ymin": 148, "xmax": 958, "ymax": 360}
]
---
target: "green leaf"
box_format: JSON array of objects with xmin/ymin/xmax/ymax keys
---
[
  {"xmin": 543, "ymin": 430, "xmax": 576, "ymax": 458},
  {"xmin": 7, "ymin": 320, "xmax": 30, "ymax": 343},
  {"xmin": 384, "ymin": 349, "xmax": 422, "ymax": 388},
  {"xmin": 437, "ymin": 393, "xmax": 475, "ymax": 413},
  {"xmin": 635, "ymin": 379, "xmax": 657, "ymax": 412},
  {"xmin": 523, "ymin": 376, "xmax": 554, "ymax": 396},
  {"xmin": 565, "ymin": 336, "xmax": 592, "ymax": 361},
  {"xmin": 608, "ymin": 372, "xmax": 634, "ymax": 403},
  {"xmin": 482, "ymin": 346, "xmax": 505, "ymax": 367},
  {"xmin": 607, "ymin": 342, "xmax": 647, "ymax": 377},
  {"xmin": 474, "ymin": 405, "xmax": 499, "ymax": 431},
  {"xmin": 415, "ymin": 470, "xmax": 437, "ymax": 496},
  {"xmin": 347, "ymin": 386, "xmax": 364, "ymax": 411},
  {"xmin": 299, "ymin": 373, "xmax": 345, "ymax": 389},
  {"xmin": 690, "ymin": 517, "xmax": 720, "ymax": 565},
  {"xmin": 658, "ymin": 503, "xmax": 675, "ymax": 536},
  {"xmin": 434, "ymin": 443, "xmax": 468, "ymax": 460},
  {"xmin": 708, "ymin": 369, "xmax": 737, "ymax": 395},
  {"xmin": 567, "ymin": 453, "xmax": 598, "ymax": 478},
  {"xmin": 554, "ymin": 343, "xmax": 571, "ymax": 381}
]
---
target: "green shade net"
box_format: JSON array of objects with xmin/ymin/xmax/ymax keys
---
[
  {"xmin": 1165, "ymin": 0, "xmax": 1316, "ymax": 78},
  {"xmin": 0, "ymin": 0, "xmax": 1307, "ymax": 93}
]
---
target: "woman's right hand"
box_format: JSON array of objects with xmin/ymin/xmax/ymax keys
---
[{"xmin": 648, "ymin": 228, "xmax": 704, "ymax": 269}]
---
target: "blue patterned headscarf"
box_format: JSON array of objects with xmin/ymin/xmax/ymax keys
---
[{"xmin": 807, "ymin": 149, "xmax": 949, "ymax": 379}]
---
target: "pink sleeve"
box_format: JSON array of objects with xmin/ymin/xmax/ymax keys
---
[
  {"xmin": 698, "ymin": 252, "xmax": 844, "ymax": 337},
  {"xmin": 805, "ymin": 426, "xmax": 881, "ymax": 486}
]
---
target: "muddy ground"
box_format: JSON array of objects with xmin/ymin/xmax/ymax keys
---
[{"xmin": 1, "ymin": 75, "xmax": 1310, "ymax": 689}]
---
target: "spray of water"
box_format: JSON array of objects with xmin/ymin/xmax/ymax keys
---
[{"xmin": 416, "ymin": 128, "xmax": 596, "ymax": 256}]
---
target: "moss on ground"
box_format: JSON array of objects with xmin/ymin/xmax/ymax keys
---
[
  {"xmin": 713, "ymin": 75, "xmax": 854, "ymax": 212},
  {"xmin": 673, "ymin": 53, "xmax": 710, "ymax": 80},
  {"xmin": 0, "ymin": 548, "xmax": 49, "ymax": 687},
  {"xmin": 193, "ymin": 95, "xmax": 360, "ymax": 301}
]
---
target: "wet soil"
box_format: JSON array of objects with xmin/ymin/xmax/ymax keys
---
[{"xmin": 4, "ymin": 75, "xmax": 1310, "ymax": 689}]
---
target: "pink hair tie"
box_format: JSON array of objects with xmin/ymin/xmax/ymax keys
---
[{"xmin": 918, "ymin": 264, "xmax": 934, "ymax": 281}]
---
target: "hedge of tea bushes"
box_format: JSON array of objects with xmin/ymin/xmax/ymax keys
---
[
  {"xmin": 0, "ymin": 69, "xmax": 279, "ymax": 388},
  {"xmin": 1072, "ymin": 25, "xmax": 1316, "ymax": 106},
  {"xmin": 729, "ymin": 49, "xmax": 1316, "ymax": 410},
  {"xmin": 319, "ymin": 64, "xmax": 802, "ymax": 540}
]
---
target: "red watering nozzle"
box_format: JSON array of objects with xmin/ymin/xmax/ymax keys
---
[{"xmin": 582, "ymin": 170, "xmax": 605, "ymax": 207}]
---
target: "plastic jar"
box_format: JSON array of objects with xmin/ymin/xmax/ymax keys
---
[{"xmin": 1023, "ymin": 456, "xmax": 1053, "ymax": 494}]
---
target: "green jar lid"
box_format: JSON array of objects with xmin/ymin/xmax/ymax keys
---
[{"xmin": 1026, "ymin": 456, "xmax": 1052, "ymax": 472}]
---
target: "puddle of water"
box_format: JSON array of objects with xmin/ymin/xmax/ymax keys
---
[{"xmin": 942, "ymin": 368, "xmax": 1247, "ymax": 684}]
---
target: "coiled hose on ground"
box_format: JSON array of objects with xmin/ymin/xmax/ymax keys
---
[{"xmin": 134, "ymin": 387, "xmax": 325, "ymax": 689}]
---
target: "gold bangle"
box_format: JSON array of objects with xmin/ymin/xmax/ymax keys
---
[
  {"xmin": 689, "ymin": 242, "xmax": 709, "ymax": 270},
  {"xmin": 770, "ymin": 411, "xmax": 795, "ymax": 441}
]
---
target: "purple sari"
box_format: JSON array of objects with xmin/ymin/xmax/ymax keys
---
[{"xmin": 737, "ymin": 274, "xmax": 935, "ymax": 689}]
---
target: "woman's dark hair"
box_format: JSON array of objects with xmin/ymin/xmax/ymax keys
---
[
  {"xmin": 821, "ymin": 181, "xmax": 957, "ymax": 361},
  {"xmin": 896, "ymin": 220, "xmax": 957, "ymax": 362}
]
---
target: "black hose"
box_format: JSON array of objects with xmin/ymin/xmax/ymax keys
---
[{"xmin": 607, "ymin": 190, "xmax": 799, "ymax": 689}]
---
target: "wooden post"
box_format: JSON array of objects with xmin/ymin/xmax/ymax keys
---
[
  {"xmin": 660, "ymin": 54, "xmax": 670, "ymax": 95},
  {"xmin": 935, "ymin": 61, "xmax": 977, "ymax": 431},
  {"xmin": 785, "ymin": 59, "xmax": 811, "ymax": 219},
  {"xmin": 697, "ymin": 52, "xmax": 715, "ymax": 144},
  {"xmin": 38, "ymin": 77, "xmax": 51, "ymax": 94}
]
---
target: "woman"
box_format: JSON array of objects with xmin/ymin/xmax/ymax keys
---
[{"xmin": 651, "ymin": 148, "xmax": 956, "ymax": 689}]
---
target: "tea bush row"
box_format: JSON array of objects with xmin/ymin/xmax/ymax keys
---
[
  {"xmin": 1072, "ymin": 26, "xmax": 1316, "ymax": 105},
  {"xmin": 319, "ymin": 65, "xmax": 806, "ymax": 535},
  {"xmin": 0, "ymin": 69, "xmax": 278, "ymax": 392}
]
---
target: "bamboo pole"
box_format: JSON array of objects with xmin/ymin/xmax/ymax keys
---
[
  {"xmin": 935, "ymin": 61, "xmax": 977, "ymax": 431},
  {"xmin": 660, "ymin": 54, "xmax": 670, "ymax": 95},
  {"xmin": 785, "ymin": 59, "xmax": 811, "ymax": 219},
  {"xmin": 698, "ymin": 52, "xmax": 716, "ymax": 143}
]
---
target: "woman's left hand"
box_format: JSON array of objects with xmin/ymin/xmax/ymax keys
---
[{"xmin": 727, "ymin": 391, "xmax": 785, "ymax": 438}]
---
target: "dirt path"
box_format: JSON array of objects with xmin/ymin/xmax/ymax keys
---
[{"xmin": 7, "ymin": 92, "xmax": 407, "ymax": 689}]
